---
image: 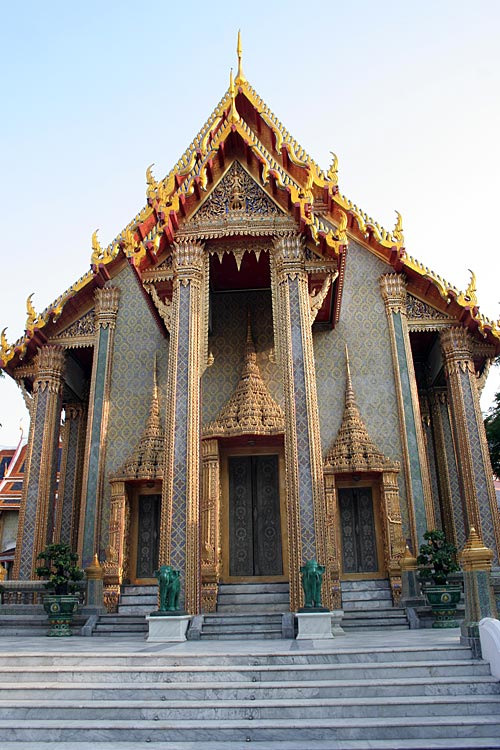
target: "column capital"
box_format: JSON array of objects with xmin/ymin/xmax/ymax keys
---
[
  {"xmin": 64, "ymin": 402, "xmax": 85, "ymax": 421},
  {"xmin": 272, "ymin": 234, "xmax": 306, "ymax": 281},
  {"xmin": 440, "ymin": 326, "xmax": 475, "ymax": 375},
  {"xmin": 379, "ymin": 273, "xmax": 407, "ymax": 313},
  {"xmin": 173, "ymin": 240, "xmax": 205, "ymax": 283},
  {"xmin": 33, "ymin": 345, "xmax": 65, "ymax": 394},
  {"xmin": 94, "ymin": 287, "xmax": 120, "ymax": 329}
]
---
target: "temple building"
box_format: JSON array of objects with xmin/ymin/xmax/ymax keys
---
[{"xmin": 1, "ymin": 42, "xmax": 499, "ymax": 615}]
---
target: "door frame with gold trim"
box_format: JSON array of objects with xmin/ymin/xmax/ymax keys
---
[{"xmin": 220, "ymin": 443, "xmax": 289, "ymax": 583}]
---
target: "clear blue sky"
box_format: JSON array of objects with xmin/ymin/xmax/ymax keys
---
[{"xmin": 1, "ymin": 0, "xmax": 499, "ymax": 445}]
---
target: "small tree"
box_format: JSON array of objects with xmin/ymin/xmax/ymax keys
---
[
  {"xmin": 417, "ymin": 530, "xmax": 459, "ymax": 586},
  {"xmin": 485, "ymin": 388, "xmax": 500, "ymax": 477},
  {"xmin": 35, "ymin": 543, "xmax": 84, "ymax": 595}
]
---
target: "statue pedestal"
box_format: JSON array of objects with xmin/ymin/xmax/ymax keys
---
[
  {"xmin": 146, "ymin": 614, "xmax": 191, "ymax": 642},
  {"xmin": 296, "ymin": 610, "xmax": 333, "ymax": 639}
]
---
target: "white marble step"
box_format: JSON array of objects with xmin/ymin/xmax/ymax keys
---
[
  {"xmin": 1, "ymin": 715, "xmax": 499, "ymax": 743},
  {"xmin": 0, "ymin": 643, "xmax": 475, "ymax": 665},
  {"xmin": 2, "ymin": 740, "xmax": 500, "ymax": 750},
  {"xmin": 0, "ymin": 659, "xmax": 490, "ymax": 682},
  {"xmin": 1, "ymin": 694, "xmax": 499, "ymax": 720},
  {"xmin": 1, "ymin": 674, "xmax": 498, "ymax": 700}
]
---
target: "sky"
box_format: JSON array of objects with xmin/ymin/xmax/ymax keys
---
[{"xmin": 0, "ymin": 0, "xmax": 499, "ymax": 446}]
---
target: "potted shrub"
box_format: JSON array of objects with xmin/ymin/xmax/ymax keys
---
[
  {"xmin": 417, "ymin": 530, "xmax": 461, "ymax": 628},
  {"xmin": 35, "ymin": 543, "xmax": 84, "ymax": 636}
]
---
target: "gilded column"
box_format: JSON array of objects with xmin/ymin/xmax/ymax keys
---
[
  {"xmin": 201, "ymin": 438, "xmax": 220, "ymax": 613},
  {"xmin": 13, "ymin": 345, "xmax": 65, "ymax": 579},
  {"xmin": 78, "ymin": 286, "xmax": 120, "ymax": 568},
  {"xmin": 54, "ymin": 403, "xmax": 87, "ymax": 549},
  {"xmin": 272, "ymin": 234, "xmax": 330, "ymax": 611},
  {"xmin": 160, "ymin": 240, "xmax": 204, "ymax": 614},
  {"xmin": 103, "ymin": 479, "xmax": 128, "ymax": 612},
  {"xmin": 429, "ymin": 389, "xmax": 463, "ymax": 550},
  {"xmin": 379, "ymin": 273, "xmax": 434, "ymax": 550},
  {"xmin": 440, "ymin": 326, "xmax": 500, "ymax": 563}
]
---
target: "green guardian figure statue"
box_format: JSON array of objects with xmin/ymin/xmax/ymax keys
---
[
  {"xmin": 300, "ymin": 558, "xmax": 328, "ymax": 610},
  {"xmin": 155, "ymin": 565, "xmax": 181, "ymax": 612}
]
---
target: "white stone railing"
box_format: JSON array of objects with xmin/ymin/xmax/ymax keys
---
[{"xmin": 479, "ymin": 618, "xmax": 500, "ymax": 679}]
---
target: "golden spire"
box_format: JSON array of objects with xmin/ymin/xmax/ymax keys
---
[
  {"xmin": 228, "ymin": 69, "xmax": 239, "ymax": 123},
  {"xmin": 204, "ymin": 314, "xmax": 284, "ymax": 437},
  {"xmin": 115, "ymin": 353, "xmax": 164, "ymax": 480},
  {"xmin": 235, "ymin": 30, "xmax": 246, "ymax": 85},
  {"xmin": 324, "ymin": 345, "xmax": 391, "ymax": 472}
]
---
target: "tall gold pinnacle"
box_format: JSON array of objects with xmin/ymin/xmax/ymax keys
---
[
  {"xmin": 235, "ymin": 30, "xmax": 246, "ymax": 85},
  {"xmin": 228, "ymin": 69, "xmax": 239, "ymax": 123}
]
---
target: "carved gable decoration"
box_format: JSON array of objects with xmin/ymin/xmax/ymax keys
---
[
  {"xmin": 407, "ymin": 294, "xmax": 450, "ymax": 329},
  {"xmin": 196, "ymin": 161, "xmax": 282, "ymax": 219},
  {"xmin": 179, "ymin": 161, "xmax": 295, "ymax": 241},
  {"xmin": 53, "ymin": 309, "xmax": 95, "ymax": 342}
]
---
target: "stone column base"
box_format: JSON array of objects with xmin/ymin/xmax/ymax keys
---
[
  {"xmin": 296, "ymin": 611, "xmax": 334, "ymax": 639},
  {"xmin": 146, "ymin": 614, "xmax": 191, "ymax": 642},
  {"xmin": 331, "ymin": 609, "xmax": 345, "ymax": 636}
]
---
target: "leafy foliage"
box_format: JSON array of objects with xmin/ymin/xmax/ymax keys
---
[
  {"xmin": 35, "ymin": 543, "xmax": 84, "ymax": 595},
  {"xmin": 485, "ymin": 388, "xmax": 500, "ymax": 477},
  {"xmin": 417, "ymin": 530, "xmax": 459, "ymax": 586}
]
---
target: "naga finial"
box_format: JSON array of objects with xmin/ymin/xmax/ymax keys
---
[
  {"xmin": 91, "ymin": 229, "xmax": 102, "ymax": 265},
  {"xmin": 146, "ymin": 163, "xmax": 158, "ymax": 202},
  {"xmin": 26, "ymin": 293, "xmax": 38, "ymax": 330},
  {"xmin": 121, "ymin": 228, "xmax": 137, "ymax": 258},
  {"xmin": 465, "ymin": 269, "xmax": 477, "ymax": 305},
  {"xmin": 0, "ymin": 327, "xmax": 12, "ymax": 363},
  {"xmin": 457, "ymin": 269, "xmax": 478, "ymax": 307},
  {"xmin": 327, "ymin": 152, "xmax": 339, "ymax": 186},
  {"xmin": 235, "ymin": 30, "xmax": 246, "ymax": 85},
  {"xmin": 393, "ymin": 211, "xmax": 404, "ymax": 246},
  {"xmin": 337, "ymin": 210, "xmax": 348, "ymax": 246}
]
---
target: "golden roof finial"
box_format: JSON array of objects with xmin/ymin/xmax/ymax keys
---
[
  {"xmin": 235, "ymin": 30, "xmax": 246, "ymax": 85},
  {"xmin": 337, "ymin": 210, "xmax": 348, "ymax": 246},
  {"xmin": 26, "ymin": 293, "xmax": 38, "ymax": 330},
  {"xmin": 91, "ymin": 229, "xmax": 102, "ymax": 265},
  {"xmin": 228, "ymin": 68, "xmax": 240, "ymax": 123},
  {"xmin": 327, "ymin": 152, "xmax": 339, "ymax": 186},
  {"xmin": 393, "ymin": 211, "xmax": 404, "ymax": 246}
]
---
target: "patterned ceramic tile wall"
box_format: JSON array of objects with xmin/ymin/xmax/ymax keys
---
[
  {"xmin": 101, "ymin": 266, "xmax": 169, "ymax": 553},
  {"xmin": 313, "ymin": 240, "xmax": 410, "ymax": 534},
  {"xmin": 202, "ymin": 289, "xmax": 282, "ymax": 425}
]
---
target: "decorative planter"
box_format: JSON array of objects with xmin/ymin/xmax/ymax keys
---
[
  {"xmin": 43, "ymin": 594, "xmax": 79, "ymax": 637},
  {"xmin": 425, "ymin": 585, "xmax": 461, "ymax": 628}
]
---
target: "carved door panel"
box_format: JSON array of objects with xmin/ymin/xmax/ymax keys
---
[
  {"xmin": 339, "ymin": 487, "xmax": 379, "ymax": 574},
  {"xmin": 229, "ymin": 455, "xmax": 283, "ymax": 577},
  {"xmin": 136, "ymin": 494, "xmax": 160, "ymax": 579}
]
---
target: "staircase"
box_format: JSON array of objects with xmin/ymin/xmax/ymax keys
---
[
  {"xmin": 198, "ymin": 581, "xmax": 290, "ymax": 640},
  {"xmin": 0, "ymin": 637, "xmax": 498, "ymax": 748},
  {"xmin": 92, "ymin": 585, "xmax": 156, "ymax": 637},
  {"xmin": 341, "ymin": 579, "xmax": 409, "ymax": 630}
]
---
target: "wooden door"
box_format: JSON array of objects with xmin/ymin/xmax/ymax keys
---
[
  {"xmin": 228, "ymin": 454, "xmax": 283, "ymax": 577},
  {"xmin": 338, "ymin": 486, "xmax": 379, "ymax": 574},
  {"xmin": 136, "ymin": 494, "xmax": 160, "ymax": 579}
]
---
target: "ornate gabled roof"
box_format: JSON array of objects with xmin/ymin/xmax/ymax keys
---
[
  {"xmin": 204, "ymin": 315, "xmax": 284, "ymax": 438},
  {"xmin": 1, "ymin": 34, "xmax": 499, "ymax": 373},
  {"xmin": 324, "ymin": 348, "xmax": 398, "ymax": 473},
  {"xmin": 113, "ymin": 357, "xmax": 165, "ymax": 480}
]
